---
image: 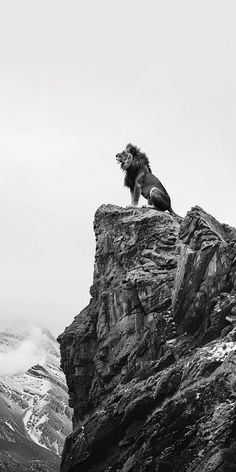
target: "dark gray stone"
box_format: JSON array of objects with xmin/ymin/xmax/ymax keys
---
[{"xmin": 58, "ymin": 205, "xmax": 236, "ymax": 472}]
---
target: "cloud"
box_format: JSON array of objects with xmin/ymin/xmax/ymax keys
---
[{"xmin": 0, "ymin": 324, "xmax": 47, "ymax": 374}]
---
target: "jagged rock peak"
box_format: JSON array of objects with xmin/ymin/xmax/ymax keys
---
[{"xmin": 59, "ymin": 204, "xmax": 236, "ymax": 472}]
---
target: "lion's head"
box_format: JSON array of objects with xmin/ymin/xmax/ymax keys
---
[
  {"xmin": 116, "ymin": 144, "xmax": 133, "ymax": 170},
  {"xmin": 116, "ymin": 143, "xmax": 151, "ymax": 173}
]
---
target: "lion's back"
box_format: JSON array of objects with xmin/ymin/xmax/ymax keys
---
[{"xmin": 142, "ymin": 172, "xmax": 168, "ymax": 198}]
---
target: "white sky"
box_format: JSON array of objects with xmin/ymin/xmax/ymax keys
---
[{"xmin": 0, "ymin": 0, "xmax": 235, "ymax": 336}]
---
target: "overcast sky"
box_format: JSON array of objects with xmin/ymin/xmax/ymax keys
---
[{"xmin": 0, "ymin": 0, "xmax": 235, "ymax": 336}]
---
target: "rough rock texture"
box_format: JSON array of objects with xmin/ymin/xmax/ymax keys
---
[{"xmin": 58, "ymin": 204, "xmax": 236, "ymax": 472}]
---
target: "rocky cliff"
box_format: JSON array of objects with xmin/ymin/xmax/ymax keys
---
[{"xmin": 58, "ymin": 204, "xmax": 236, "ymax": 472}]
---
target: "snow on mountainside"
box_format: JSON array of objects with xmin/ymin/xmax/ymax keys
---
[{"xmin": 0, "ymin": 324, "xmax": 72, "ymax": 460}]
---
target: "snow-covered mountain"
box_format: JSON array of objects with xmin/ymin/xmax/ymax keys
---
[{"xmin": 0, "ymin": 323, "xmax": 72, "ymax": 471}]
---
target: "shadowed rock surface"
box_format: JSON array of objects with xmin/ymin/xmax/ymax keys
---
[{"xmin": 58, "ymin": 204, "xmax": 236, "ymax": 472}]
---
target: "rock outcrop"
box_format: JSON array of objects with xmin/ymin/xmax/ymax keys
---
[{"xmin": 58, "ymin": 204, "xmax": 236, "ymax": 472}]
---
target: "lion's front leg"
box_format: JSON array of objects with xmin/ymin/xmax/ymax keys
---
[
  {"xmin": 130, "ymin": 189, "xmax": 135, "ymax": 205},
  {"xmin": 129, "ymin": 189, "xmax": 139, "ymax": 207},
  {"xmin": 132, "ymin": 183, "xmax": 141, "ymax": 206}
]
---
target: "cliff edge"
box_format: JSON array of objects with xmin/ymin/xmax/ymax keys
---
[{"xmin": 58, "ymin": 204, "xmax": 236, "ymax": 472}]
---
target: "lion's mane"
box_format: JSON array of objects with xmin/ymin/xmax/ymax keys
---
[{"xmin": 124, "ymin": 144, "xmax": 152, "ymax": 190}]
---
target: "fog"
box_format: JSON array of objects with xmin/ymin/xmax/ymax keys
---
[{"xmin": 0, "ymin": 325, "xmax": 47, "ymax": 374}]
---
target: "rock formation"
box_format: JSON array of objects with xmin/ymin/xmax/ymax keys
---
[{"xmin": 58, "ymin": 204, "xmax": 236, "ymax": 472}]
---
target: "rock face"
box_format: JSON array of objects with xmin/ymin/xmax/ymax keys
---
[
  {"xmin": 58, "ymin": 204, "xmax": 236, "ymax": 472},
  {"xmin": 0, "ymin": 325, "xmax": 72, "ymax": 472}
]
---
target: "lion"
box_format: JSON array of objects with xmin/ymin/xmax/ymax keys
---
[{"xmin": 116, "ymin": 143, "xmax": 179, "ymax": 216}]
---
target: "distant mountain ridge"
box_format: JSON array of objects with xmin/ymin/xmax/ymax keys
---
[{"xmin": 0, "ymin": 324, "xmax": 72, "ymax": 472}]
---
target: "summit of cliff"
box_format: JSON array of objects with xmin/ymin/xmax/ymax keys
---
[{"xmin": 59, "ymin": 204, "xmax": 236, "ymax": 472}]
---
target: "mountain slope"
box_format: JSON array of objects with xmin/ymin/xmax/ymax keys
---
[
  {"xmin": 0, "ymin": 324, "xmax": 72, "ymax": 471},
  {"xmin": 0, "ymin": 389, "xmax": 59, "ymax": 472}
]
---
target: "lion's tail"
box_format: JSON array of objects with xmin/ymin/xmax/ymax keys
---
[{"xmin": 169, "ymin": 208, "xmax": 182, "ymax": 219}]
